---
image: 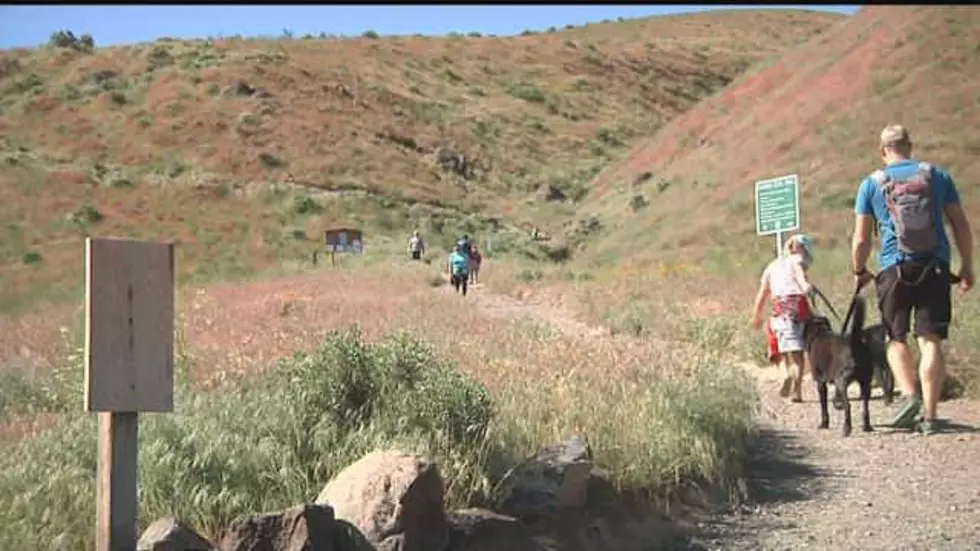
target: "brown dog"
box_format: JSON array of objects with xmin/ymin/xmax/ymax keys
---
[{"xmin": 803, "ymin": 296, "xmax": 874, "ymax": 436}]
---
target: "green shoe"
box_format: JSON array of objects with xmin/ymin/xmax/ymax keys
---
[
  {"xmin": 886, "ymin": 395, "xmax": 922, "ymax": 429},
  {"xmin": 917, "ymin": 419, "xmax": 939, "ymax": 436}
]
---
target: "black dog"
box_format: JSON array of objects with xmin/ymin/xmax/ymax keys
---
[
  {"xmin": 862, "ymin": 323, "xmax": 896, "ymax": 406},
  {"xmin": 803, "ymin": 296, "xmax": 875, "ymax": 436}
]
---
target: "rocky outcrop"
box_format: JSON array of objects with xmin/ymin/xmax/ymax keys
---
[
  {"xmin": 216, "ymin": 504, "xmax": 337, "ymax": 551},
  {"xmin": 315, "ymin": 450, "xmax": 449, "ymax": 551},
  {"xmin": 139, "ymin": 438, "xmax": 688, "ymax": 551},
  {"xmin": 494, "ymin": 435, "xmax": 594, "ymax": 519},
  {"xmin": 137, "ymin": 518, "xmax": 214, "ymax": 551}
]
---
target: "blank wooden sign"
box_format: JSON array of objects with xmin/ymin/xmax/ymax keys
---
[{"xmin": 85, "ymin": 237, "xmax": 175, "ymax": 413}]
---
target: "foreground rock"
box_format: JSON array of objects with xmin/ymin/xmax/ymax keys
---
[
  {"xmin": 446, "ymin": 508, "xmax": 541, "ymax": 551},
  {"xmin": 217, "ymin": 503, "xmax": 337, "ymax": 551},
  {"xmin": 494, "ymin": 435, "xmax": 594, "ymax": 519},
  {"xmin": 138, "ymin": 518, "xmax": 214, "ymax": 551},
  {"xmin": 316, "ymin": 450, "xmax": 449, "ymax": 551}
]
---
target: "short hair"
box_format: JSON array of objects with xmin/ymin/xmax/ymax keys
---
[{"xmin": 880, "ymin": 124, "xmax": 911, "ymax": 149}]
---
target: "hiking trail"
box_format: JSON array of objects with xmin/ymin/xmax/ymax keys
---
[{"xmin": 457, "ymin": 282, "xmax": 980, "ymax": 551}]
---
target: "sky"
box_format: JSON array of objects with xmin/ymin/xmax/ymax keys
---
[{"xmin": 0, "ymin": 5, "xmax": 859, "ymax": 50}]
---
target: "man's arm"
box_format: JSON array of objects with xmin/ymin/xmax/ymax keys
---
[
  {"xmin": 945, "ymin": 203, "xmax": 973, "ymax": 270},
  {"xmin": 852, "ymin": 179, "xmax": 875, "ymax": 274},
  {"xmin": 852, "ymin": 215, "xmax": 875, "ymax": 273}
]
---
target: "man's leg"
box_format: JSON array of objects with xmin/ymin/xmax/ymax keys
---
[
  {"xmin": 913, "ymin": 265, "xmax": 952, "ymax": 433},
  {"xmin": 877, "ymin": 268, "xmax": 921, "ymax": 428},
  {"xmin": 461, "ymin": 276, "xmax": 468, "ymax": 296},
  {"xmin": 917, "ymin": 335, "xmax": 945, "ymax": 422}
]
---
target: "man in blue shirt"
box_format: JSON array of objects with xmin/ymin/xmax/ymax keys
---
[{"xmin": 852, "ymin": 124, "xmax": 974, "ymax": 435}]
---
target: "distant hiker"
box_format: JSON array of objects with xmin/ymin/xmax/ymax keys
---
[
  {"xmin": 469, "ymin": 245, "xmax": 483, "ymax": 285},
  {"xmin": 851, "ymin": 124, "xmax": 974, "ymax": 435},
  {"xmin": 408, "ymin": 230, "xmax": 425, "ymax": 261},
  {"xmin": 457, "ymin": 234, "xmax": 473, "ymax": 258},
  {"xmin": 751, "ymin": 233, "xmax": 817, "ymax": 404},
  {"xmin": 448, "ymin": 244, "xmax": 470, "ymax": 296}
]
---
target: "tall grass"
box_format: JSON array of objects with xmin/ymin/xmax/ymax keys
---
[
  {"xmin": 0, "ymin": 328, "xmax": 501, "ymax": 549},
  {"xmin": 0, "ymin": 264, "xmax": 760, "ymax": 550}
]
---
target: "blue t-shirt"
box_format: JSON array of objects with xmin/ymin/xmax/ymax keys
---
[
  {"xmin": 449, "ymin": 251, "xmax": 469, "ymax": 276},
  {"xmin": 854, "ymin": 159, "xmax": 960, "ymax": 270}
]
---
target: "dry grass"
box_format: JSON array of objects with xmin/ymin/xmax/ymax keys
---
[
  {"xmin": 584, "ymin": 6, "xmax": 980, "ymax": 269},
  {"xmin": 0, "ymin": 261, "xmax": 756, "ymax": 549},
  {"xmin": 0, "ymin": 10, "xmax": 842, "ymax": 312},
  {"xmin": 547, "ymin": 6, "xmax": 980, "ymax": 393}
]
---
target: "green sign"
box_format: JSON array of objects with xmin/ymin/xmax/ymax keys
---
[{"xmin": 755, "ymin": 174, "xmax": 800, "ymax": 235}]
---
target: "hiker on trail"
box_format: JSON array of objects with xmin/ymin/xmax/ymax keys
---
[
  {"xmin": 751, "ymin": 233, "xmax": 817, "ymax": 403},
  {"xmin": 448, "ymin": 243, "xmax": 470, "ymax": 296},
  {"xmin": 457, "ymin": 234, "xmax": 473, "ymax": 258},
  {"xmin": 469, "ymin": 245, "xmax": 483, "ymax": 285},
  {"xmin": 407, "ymin": 230, "xmax": 425, "ymax": 261},
  {"xmin": 851, "ymin": 124, "xmax": 974, "ymax": 435}
]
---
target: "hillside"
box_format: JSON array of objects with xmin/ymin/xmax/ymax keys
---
[
  {"xmin": 0, "ymin": 9, "xmax": 842, "ymax": 313},
  {"xmin": 582, "ymin": 6, "xmax": 978, "ymax": 270}
]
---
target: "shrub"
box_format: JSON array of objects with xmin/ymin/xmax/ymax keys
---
[
  {"xmin": 291, "ymin": 194, "xmax": 321, "ymax": 215},
  {"xmin": 0, "ymin": 329, "xmax": 499, "ymax": 547},
  {"xmin": 362, "ymin": 30, "xmax": 380, "ymax": 39},
  {"xmin": 48, "ymin": 30, "xmax": 95, "ymax": 53},
  {"xmin": 507, "ymin": 83, "xmax": 546, "ymax": 104}
]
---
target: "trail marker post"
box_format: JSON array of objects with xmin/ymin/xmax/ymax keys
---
[
  {"xmin": 754, "ymin": 174, "xmax": 801, "ymax": 257},
  {"xmin": 85, "ymin": 237, "xmax": 175, "ymax": 551}
]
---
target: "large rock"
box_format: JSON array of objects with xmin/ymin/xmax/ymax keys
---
[
  {"xmin": 138, "ymin": 518, "xmax": 215, "ymax": 551},
  {"xmin": 216, "ymin": 503, "xmax": 336, "ymax": 551},
  {"xmin": 315, "ymin": 450, "xmax": 448, "ymax": 551},
  {"xmin": 494, "ymin": 435, "xmax": 594, "ymax": 519},
  {"xmin": 446, "ymin": 509, "xmax": 542, "ymax": 551}
]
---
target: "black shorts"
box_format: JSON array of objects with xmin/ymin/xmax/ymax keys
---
[
  {"xmin": 451, "ymin": 273, "xmax": 468, "ymax": 294},
  {"xmin": 411, "ymin": 250, "xmax": 421, "ymax": 260},
  {"xmin": 875, "ymin": 259, "xmax": 952, "ymax": 342}
]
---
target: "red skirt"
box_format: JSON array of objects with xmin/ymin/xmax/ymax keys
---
[{"xmin": 765, "ymin": 294, "xmax": 811, "ymax": 363}]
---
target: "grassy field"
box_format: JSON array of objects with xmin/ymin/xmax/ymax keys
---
[{"xmin": 0, "ymin": 263, "xmax": 756, "ymax": 548}]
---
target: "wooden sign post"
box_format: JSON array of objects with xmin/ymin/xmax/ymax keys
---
[{"xmin": 85, "ymin": 237, "xmax": 175, "ymax": 551}]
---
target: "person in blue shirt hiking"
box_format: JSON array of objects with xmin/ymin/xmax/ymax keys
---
[
  {"xmin": 448, "ymin": 244, "xmax": 470, "ymax": 296},
  {"xmin": 852, "ymin": 124, "xmax": 975, "ymax": 435}
]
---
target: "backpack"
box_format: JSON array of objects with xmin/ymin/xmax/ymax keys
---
[
  {"xmin": 457, "ymin": 238, "xmax": 472, "ymax": 257},
  {"xmin": 871, "ymin": 162, "xmax": 938, "ymax": 256}
]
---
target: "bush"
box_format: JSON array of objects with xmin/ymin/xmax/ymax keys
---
[
  {"xmin": 48, "ymin": 30, "xmax": 95, "ymax": 53},
  {"xmin": 0, "ymin": 328, "xmax": 499, "ymax": 547},
  {"xmin": 507, "ymin": 82, "xmax": 546, "ymax": 104}
]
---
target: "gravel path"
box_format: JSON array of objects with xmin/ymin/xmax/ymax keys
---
[
  {"xmin": 463, "ymin": 283, "xmax": 980, "ymax": 551},
  {"xmin": 690, "ymin": 363, "xmax": 980, "ymax": 551}
]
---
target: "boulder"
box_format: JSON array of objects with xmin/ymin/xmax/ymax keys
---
[
  {"xmin": 315, "ymin": 450, "xmax": 448, "ymax": 551},
  {"xmin": 137, "ymin": 518, "xmax": 214, "ymax": 551},
  {"xmin": 216, "ymin": 503, "xmax": 336, "ymax": 551},
  {"xmin": 494, "ymin": 435, "xmax": 594, "ymax": 519},
  {"xmin": 446, "ymin": 508, "xmax": 542, "ymax": 551}
]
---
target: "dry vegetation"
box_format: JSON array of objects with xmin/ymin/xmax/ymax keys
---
[
  {"xmin": 493, "ymin": 6, "xmax": 980, "ymax": 395},
  {"xmin": 8, "ymin": 7, "xmax": 934, "ymax": 550},
  {"xmin": 0, "ymin": 262, "xmax": 755, "ymax": 549},
  {"xmin": 0, "ymin": 9, "xmax": 841, "ymax": 313}
]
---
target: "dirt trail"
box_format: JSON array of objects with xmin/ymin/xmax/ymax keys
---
[{"xmin": 456, "ymin": 283, "xmax": 980, "ymax": 551}]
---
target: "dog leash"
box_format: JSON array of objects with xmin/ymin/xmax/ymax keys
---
[
  {"xmin": 839, "ymin": 268, "xmax": 964, "ymax": 334},
  {"xmin": 809, "ymin": 284, "xmax": 843, "ymax": 323}
]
